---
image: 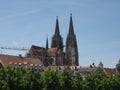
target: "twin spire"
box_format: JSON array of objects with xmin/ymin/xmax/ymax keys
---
[
  {"xmin": 49, "ymin": 14, "xmax": 76, "ymax": 50},
  {"xmin": 51, "ymin": 16, "xmax": 63, "ymax": 51},
  {"xmin": 66, "ymin": 14, "xmax": 79, "ymax": 66},
  {"xmin": 55, "ymin": 14, "xmax": 75, "ymax": 38},
  {"xmin": 55, "ymin": 16, "xmax": 60, "ymax": 36},
  {"xmin": 47, "ymin": 14, "xmax": 79, "ymax": 66}
]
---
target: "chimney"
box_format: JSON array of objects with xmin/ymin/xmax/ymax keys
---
[{"xmin": 19, "ymin": 54, "xmax": 23, "ymax": 59}]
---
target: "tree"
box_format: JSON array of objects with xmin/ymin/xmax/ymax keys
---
[
  {"xmin": 58, "ymin": 69, "xmax": 73, "ymax": 90},
  {"xmin": 0, "ymin": 63, "xmax": 3, "ymax": 68},
  {"xmin": 116, "ymin": 59, "xmax": 120, "ymax": 73},
  {"xmin": 72, "ymin": 72, "xmax": 83, "ymax": 90},
  {"xmin": 41, "ymin": 67, "xmax": 59, "ymax": 90},
  {"xmin": 82, "ymin": 68, "xmax": 108, "ymax": 90}
]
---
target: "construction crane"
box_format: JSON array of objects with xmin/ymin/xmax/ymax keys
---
[{"xmin": 0, "ymin": 46, "xmax": 29, "ymax": 51}]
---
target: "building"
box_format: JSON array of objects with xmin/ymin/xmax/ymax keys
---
[
  {"xmin": 26, "ymin": 14, "xmax": 79, "ymax": 66},
  {"xmin": 26, "ymin": 45, "xmax": 65, "ymax": 66},
  {"xmin": 0, "ymin": 54, "xmax": 44, "ymax": 70}
]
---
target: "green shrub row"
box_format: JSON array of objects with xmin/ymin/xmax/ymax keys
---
[{"xmin": 0, "ymin": 64, "xmax": 120, "ymax": 90}]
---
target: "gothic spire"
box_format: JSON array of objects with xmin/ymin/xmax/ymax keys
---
[
  {"xmin": 51, "ymin": 16, "xmax": 63, "ymax": 51},
  {"xmin": 66, "ymin": 14, "xmax": 76, "ymax": 47},
  {"xmin": 55, "ymin": 16, "xmax": 60, "ymax": 36},
  {"xmin": 68, "ymin": 14, "xmax": 74, "ymax": 35},
  {"xmin": 46, "ymin": 36, "xmax": 48, "ymax": 49}
]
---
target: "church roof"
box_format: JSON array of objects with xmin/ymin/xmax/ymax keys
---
[
  {"xmin": 47, "ymin": 48, "xmax": 63, "ymax": 56},
  {"xmin": 47, "ymin": 48, "xmax": 57, "ymax": 56},
  {"xmin": 30, "ymin": 45, "xmax": 45, "ymax": 50},
  {"xmin": 28, "ymin": 45, "xmax": 46, "ymax": 54}
]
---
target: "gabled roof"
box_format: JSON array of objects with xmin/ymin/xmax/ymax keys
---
[
  {"xmin": 0, "ymin": 54, "xmax": 43, "ymax": 66},
  {"xmin": 28, "ymin": 45, "xmax": 46, "ymax": 54}
]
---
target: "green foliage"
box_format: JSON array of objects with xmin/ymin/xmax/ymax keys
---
[
  {"xmin": 72, "ymin": 72, "xmax": 82, "ymax": 90},
  {"xmin": 0, "ymin": 66, "xmax": 120, "ymax": 90},
  {"xmin": 41, "ymin": 67, "xmax": 59, "ymax": 90},
  {"xmin": 0, "ymin": 63, "xmax": 3, "ymax": 68},
  {"xmin": 116, "ymin": 59, "xmax": 120, "ymax": 73},
  {"xmin": 82, "ymin": 68, "xmax": 108, "ymax": 90},
  {"xmin": 58, "ymin": 69, "xmax": 73, "ymax": 90}
]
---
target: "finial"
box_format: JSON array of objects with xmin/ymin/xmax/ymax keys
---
[
  {"xmin": 56, "ymin": 16, "xmax": 58, "ymax": 19},
  {"xmin": 70, "ymin": 13, "xmax": 72, "ymax": 17}
]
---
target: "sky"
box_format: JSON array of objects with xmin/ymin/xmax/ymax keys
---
[{"xmin": 0, "ymin": 0, "xmax": 120, "ymax": 68}]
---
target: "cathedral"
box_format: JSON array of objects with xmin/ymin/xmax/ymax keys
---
[{"xmin": 26, "ymin": 14, "xmax": 79, "ymax": 66}]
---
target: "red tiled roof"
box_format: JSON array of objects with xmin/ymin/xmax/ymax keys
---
[
  {"xmin": 0, "ymin": 54, "xmax": 43, "ymax": 66},
  {"xmin": 104, "ymin": 68, "xmax": 116, "ymax": 75}
]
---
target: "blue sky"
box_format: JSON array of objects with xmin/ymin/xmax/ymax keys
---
[{"xmin": 0, "ymin": 0, "xmax": 120, "ymax": 68}]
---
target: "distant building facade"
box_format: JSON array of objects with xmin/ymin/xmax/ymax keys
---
[
  {"xmin": 0, "ymin": 54, "xmax": 44, "ymax": 70},
  {"xmin": 26, "ymin": 14, "xmax": 79, "ymax": 66}
]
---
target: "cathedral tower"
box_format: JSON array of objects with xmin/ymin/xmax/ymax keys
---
[
  {"xmin": 51, "ymin": 16, "xmax": 63, "ymax": 51},
  {"xmin": 65, "ymin": 14, "xmax": 79, "ymax": 66}
]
